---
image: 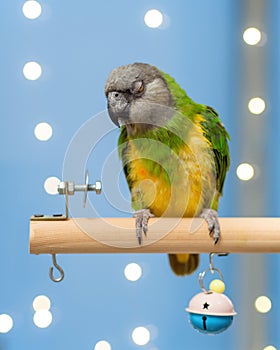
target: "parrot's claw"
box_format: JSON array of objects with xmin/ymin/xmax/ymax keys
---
[
  {"xmin": 200, "ymin": 209, "xmax": 221, "ymax": 244},
  {"xmin": 133, "ymin": 209, "xmax": 154, "ymax": 245}
]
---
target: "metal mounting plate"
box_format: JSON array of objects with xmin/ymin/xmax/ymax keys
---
[{"xmin": 30, "ymin": 214, "xmax": 68, "ymax": 221}]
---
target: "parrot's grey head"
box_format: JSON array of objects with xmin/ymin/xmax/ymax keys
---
[{"xmin": 105, "ymin": 63, "xmax": 174, "ymax": 135}]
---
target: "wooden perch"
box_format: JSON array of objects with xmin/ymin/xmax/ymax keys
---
[{"xmin": 29, "ymin": 217, "xmax": 280, "ymax": 254}]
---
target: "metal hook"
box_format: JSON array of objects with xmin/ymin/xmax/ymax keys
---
[
  {"xmin": 198, "ymin": 253, "xmax": 228, "ymax": 292},
  {"xmin": 49, "ymin": 254, "xmax": 65, "ymax": 283},
  {"xmin": 209, "ymin": 252, "xmax": 216, "ymax": 273},
  {"xmin": 209, "ymin": 252, "xmax": 228, "ymax": 273},
  {"xmin": 199, "ymin": 267, "xmax": 223, "ymax": 293}
]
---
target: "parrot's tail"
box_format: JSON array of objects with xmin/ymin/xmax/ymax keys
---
[{"xmin": 168, "ymin": 254, "xmax": 199, "ymax": 276}]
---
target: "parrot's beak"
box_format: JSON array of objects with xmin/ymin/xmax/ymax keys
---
[{"xmin": 107, "ymin": 91, "xmax": 130, "ymax": 127}]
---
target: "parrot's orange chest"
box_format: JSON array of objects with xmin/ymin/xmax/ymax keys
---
[{"xmin": 126, "ymin": 125, "xmax": 216, "ymax": 218}]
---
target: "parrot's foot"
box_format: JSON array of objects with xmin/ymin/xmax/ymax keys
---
[
  {"xmin": 133, "ymin": 209, "xmax": 154, "ymax": 245},
  {"xmin": 200, "ymin": 209, "xmax": 221, "ymax": 244}
]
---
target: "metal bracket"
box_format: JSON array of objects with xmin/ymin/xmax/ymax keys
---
[
  {"xmin": 31, "ymin": 170, "xmax": 101, "ymax": 283},
  {"xmin": 30, "ymin": 170, "xmax": 102, "ymax": 221}
]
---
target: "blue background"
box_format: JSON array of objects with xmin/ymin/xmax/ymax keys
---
[{"xmin": 0, "ymin": 1, "xmax": 279, "ymax": 349}]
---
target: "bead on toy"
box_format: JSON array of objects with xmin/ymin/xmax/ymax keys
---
[
  {"xmin": 209, "ymin": 279, "xmax": 225, "ymax": 293},
  {"xmin": 186, "ymin": 253, "xmax": 237, "ymax": 334}
]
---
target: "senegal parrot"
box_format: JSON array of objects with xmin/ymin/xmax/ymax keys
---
[{"xmin": 105, "ymin": 63, "xmax": 230, "ymax": 276}]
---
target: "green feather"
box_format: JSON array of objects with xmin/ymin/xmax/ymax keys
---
[
  {"xmin": 162, "ymin": 71, "xmax": 230, "ymax": 205},
  {"xmin": 200, "ymin": 106, "xmax": 230, "ymax": 197}
]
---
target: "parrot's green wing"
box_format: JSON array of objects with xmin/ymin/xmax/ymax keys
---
[
  {"xmin": 118, "ymin": 126, "xmax": 133, "ymax": 190},
  {"xmin": 200, "ymin": 106, "xmax": 230, "ymax": 208},
  {"xmin": 161, "ymin": 71, "xmax": 230, "ymax": 201}
]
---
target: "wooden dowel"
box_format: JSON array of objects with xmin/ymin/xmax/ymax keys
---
[{"xmin": 29, "ymin": 217, "xmax": 280, "ymax": 254}]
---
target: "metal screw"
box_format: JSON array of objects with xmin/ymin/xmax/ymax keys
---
[
  {"xmin": 57, "ymin": 170, "xmax": 101, "ymax": 208},
  {"xmin": 57, "ymin": 181, "xmax": 102, "ymax": 195}
]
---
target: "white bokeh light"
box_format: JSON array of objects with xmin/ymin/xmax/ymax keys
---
[
  {"xmin": 236, "ymin": 163, "xmax": 255, "ymax": 181},
  {"xmin": 263, "ymin": 346, "xmax": 277, "ymax": 350},
  {"xmin": 132, "ymin": 326, "xmax": 150, "ymax": 346},
  {"xmin": 243, "ymin": 27, "xmax": 262, "ymax": 45},
  {"xmin": 44, "ymin": 176, "xmax": 60, "ymax": 195},
  {"xmin": 23, "ymin": 61, "xmax": 42, "ymax": 80},
  {"xmin": 124, "ymin": 263, "xmax": 142, "ymax": 281},
  {"xmin": 255, "ymin": 296, "xmax": 272, "ymax": 313},
  {"xmin": 94, "ymin": 340, "xmax": 112, "ymax": 350},
  {"xmin": 33, "ymin": 295, "xmax": 51, "ymax": 311},
  {"xmin": 0, "ymin": 314, "xmax": 13, "ymax": 333},
  {"xmin": 22, "ymin": 0, "xmax": 42, "ymax": 19},
  {"xmin": 144, "ymin": 9, "xmax": 163, "ymax": 28},
  {"xmin": 34, "ymin": 122, "xmax": 53, "ymax": 141},
  {"xmin": 248, "ymin": 97, "xmax": 266, "ymax": 115},
  {"xmin": 33, "ymin": 310, "xmax": 52, "ymax": 328}
]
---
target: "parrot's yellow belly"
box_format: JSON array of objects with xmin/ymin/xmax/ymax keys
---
[{"xmin": 127, "ymin": 122, "xmax": 216, "ymax": 218}]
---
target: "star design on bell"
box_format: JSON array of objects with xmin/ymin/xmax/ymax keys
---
[{"xmin": 203, "ymin": 302, "xmax": 210, "ymax": 310}]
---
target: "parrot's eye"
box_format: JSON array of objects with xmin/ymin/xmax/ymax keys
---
[{"xmin": 132, "ymin": 80, "xmax": 144, "ymax": 95}]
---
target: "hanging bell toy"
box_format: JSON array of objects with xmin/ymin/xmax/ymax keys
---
[{"xmin": 186, "ymin": 253, "xmax": 237, "ymax": 334}]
